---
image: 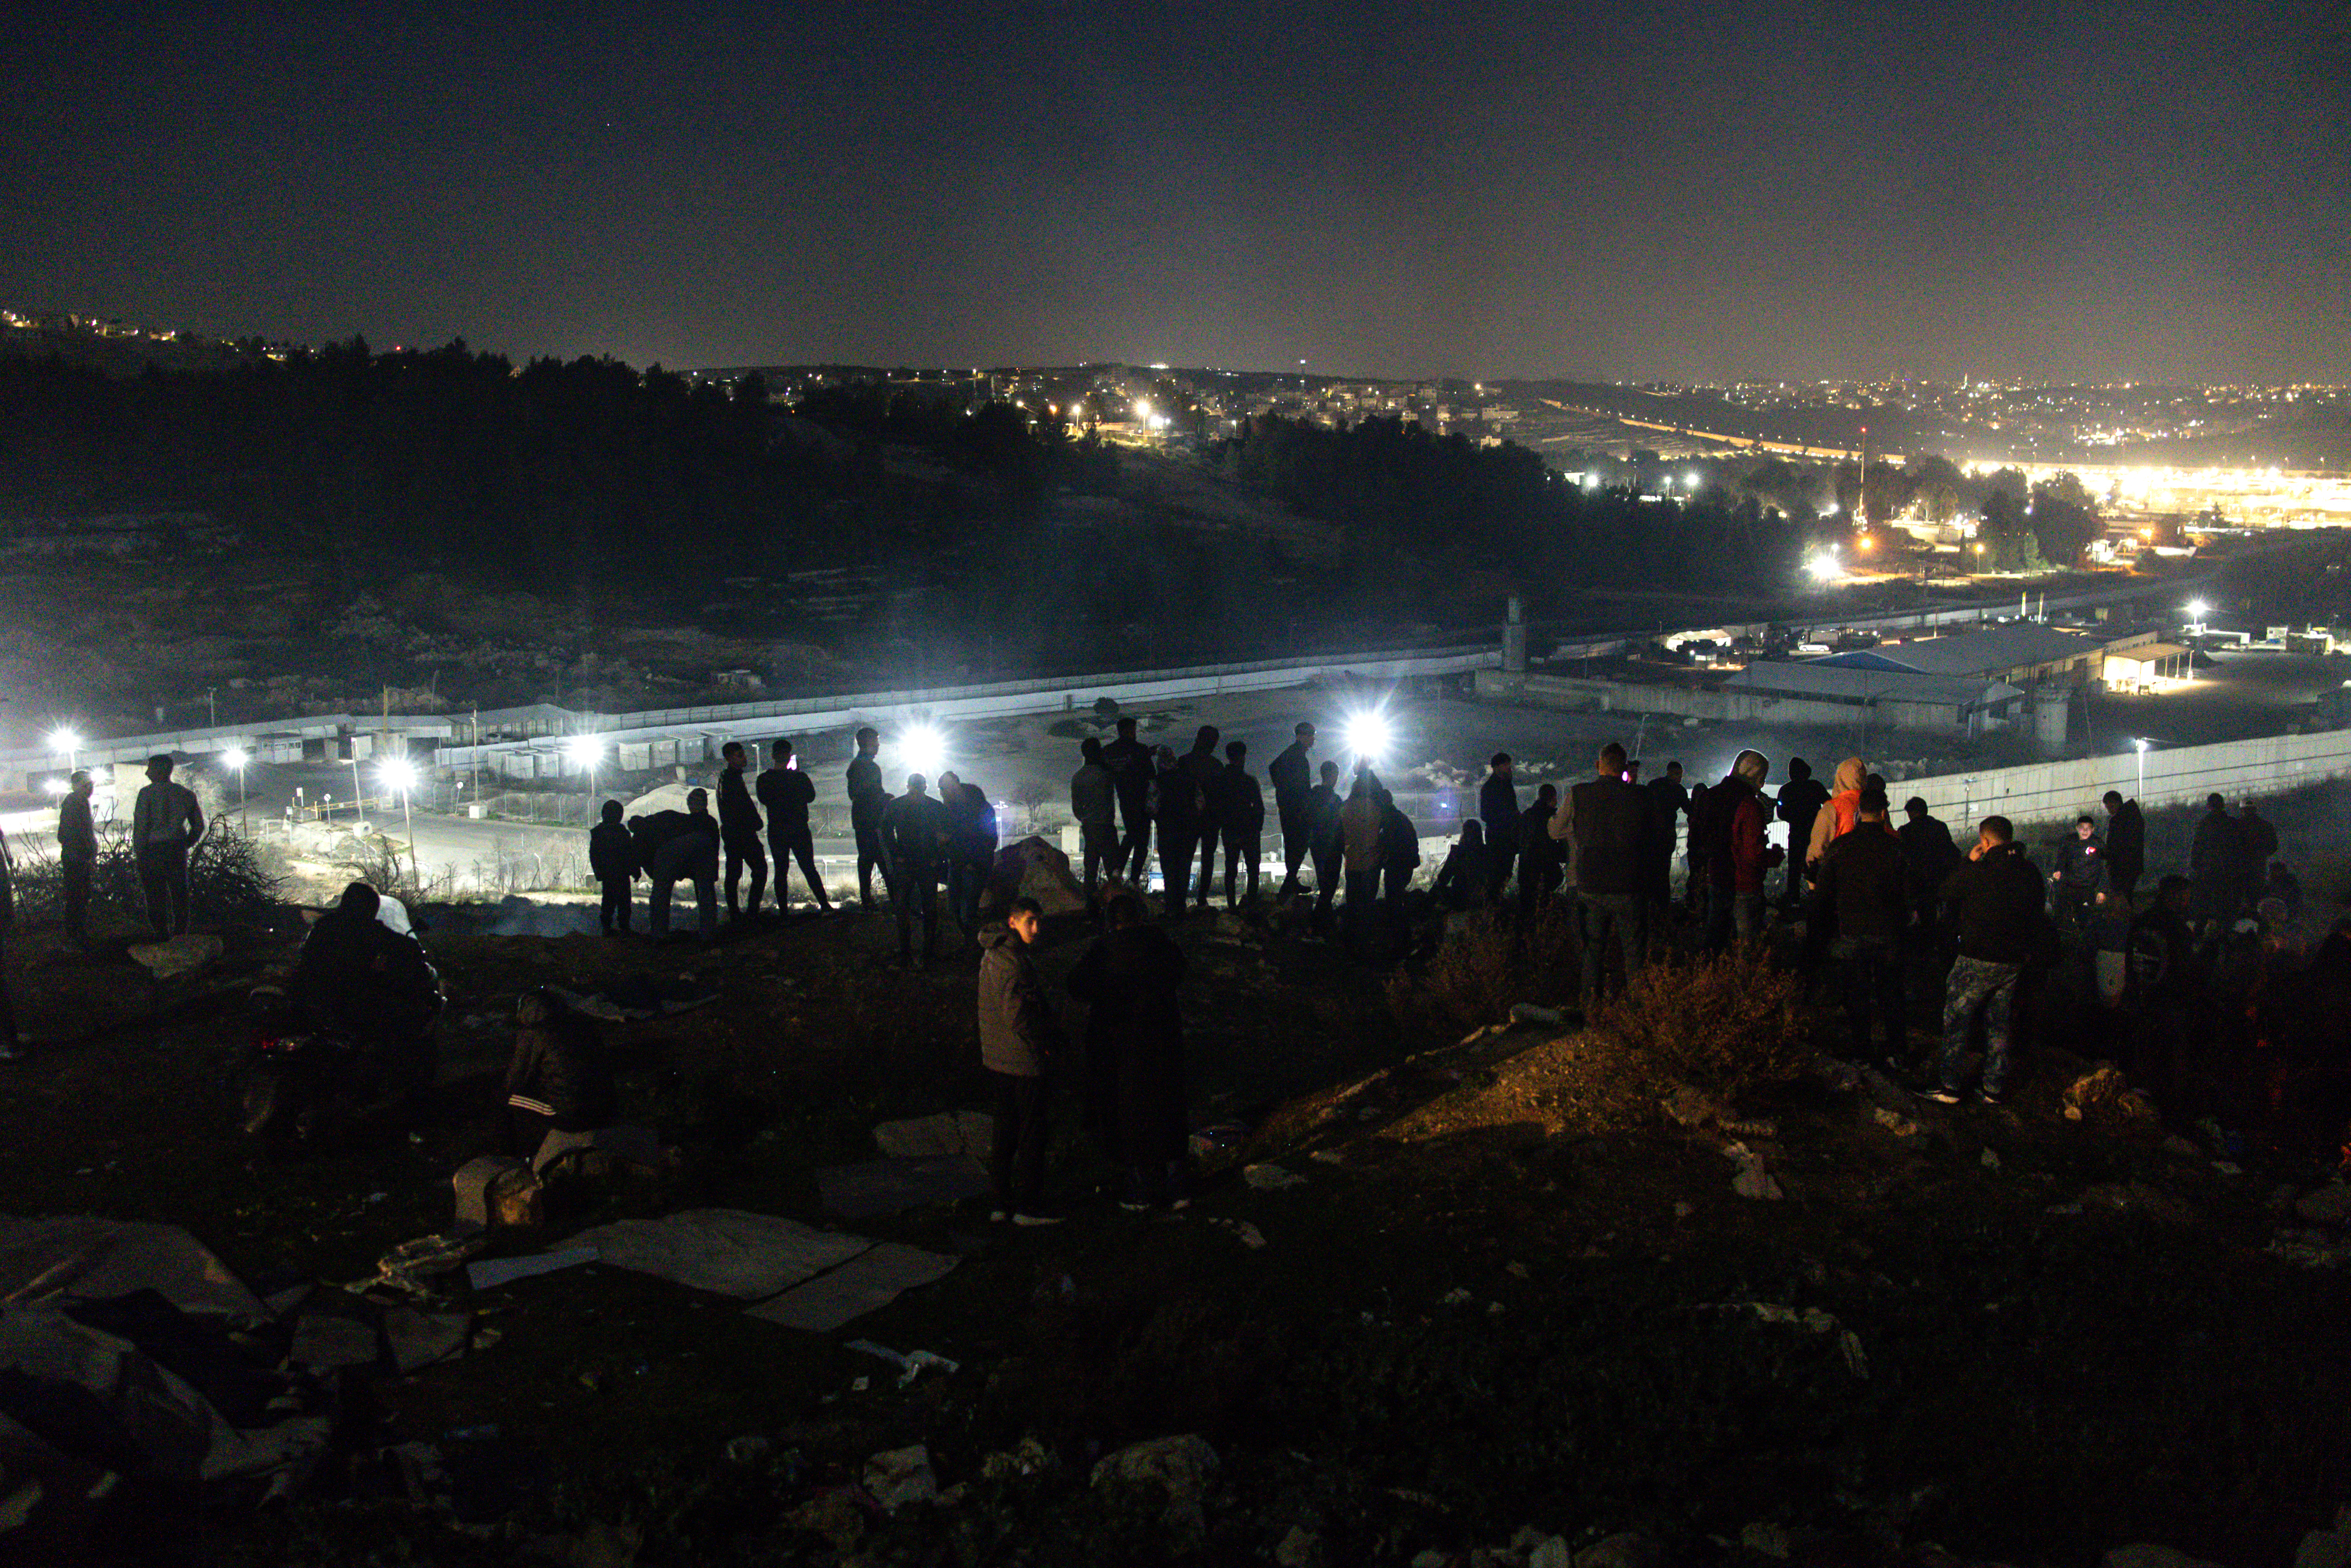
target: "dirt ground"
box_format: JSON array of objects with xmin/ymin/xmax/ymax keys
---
[{"xmin": 2, "ymin": 884, "xmax": 2348, "ymax": 1567}]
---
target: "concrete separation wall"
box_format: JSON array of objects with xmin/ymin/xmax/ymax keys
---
[{"xmin": 1899, "ymin": 727, "xmax": 2351, "ymax": 827}]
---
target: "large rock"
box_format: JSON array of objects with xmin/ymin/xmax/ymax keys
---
[
  {"xmin": 989, "ymin": 836, "xmax": 1089, "ymax": 917},
  {"xmin": 128, "ymin": 933, "xmax": 225, "ymax": 981},
  {"xmin": 863, "ymin": 1444, "xmax": 938, "ymax": 1511},
  {"xmin": 1576, "ymin": 1532, "xmax": 1662, "ymax": 1568},
  {"xmin": 2296, "ymin": 1185, "xmax": 2351, "ymax": 1226},
  {"xmin": 1091, "ymin": 1434, "xmax": 1220, "ymax": 1533},
  {"xmin": 2104, "ymin": 1547, "xmax": 2224, "ymax": 1568}
]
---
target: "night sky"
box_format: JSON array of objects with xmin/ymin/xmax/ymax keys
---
[{"xmin": 5, "ymin": 2, "xmax": 2346, "ymax": 383}]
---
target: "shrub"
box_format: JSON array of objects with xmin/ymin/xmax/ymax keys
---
[
  {"xmin": 11, "ymin": 821, "xmax": 287, "ymax": 930},
  {"xmin": 1385, "ymin": 901, "xmax": 1579, "ymax": 1038},
  {"xmin": 1588, "ymin": 949, "xmax": 1812, "ymax": 1106}
]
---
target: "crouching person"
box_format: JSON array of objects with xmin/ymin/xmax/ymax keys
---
[
  {"xmin": 504, "ymin": 989, "xmax": 616, "ymax": 1159},
  {"xmin": 979, "ymin": 895, "xmax": 1066, "ymax": 1226}
]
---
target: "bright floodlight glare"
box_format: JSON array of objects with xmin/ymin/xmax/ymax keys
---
[
  {"xmin": 46, "ymin": 727, "xmax": 78, "ymax": 755},
  {"xmin": 2185, "ymin": 598, "xmax": 2210, "ymax": 619},
  {"xmin": 1685, "ymin": 471, "xmax": 1701, "ymax": 488},
  {"xmin": 1806, "ymin": 551, "xmax": 1840, "ymax": 582},
  {"xmin": 42, "ymin": 779, "xmax": 66, "ymax": 796},
  {"xmin": 1340, "ymin": 710, "xmax": 1394, "ymax": 767},
  {"xmin": 900, "ymin": 724, "xmax": 947, "ymax": 778},
  {"xmin": 377, "ymin": 757, "xmax": 417, "ymax": 792},
  {"xmin": 562, "ymin": 734, "xmax": 605, "ymax": 767},
  {"xmin": 222, "ymin": 747, "xmax": 249, "ymax": 771},
  {"xmin": 2133, "ymin": 738, "xmax": 2151, "ymax": 752}
]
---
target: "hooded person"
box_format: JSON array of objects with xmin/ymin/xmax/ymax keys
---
[
  {"xmin": 1806, "ymin": 757, "xmax": 1872, "ymax": 868},
  {"xmin": 1704, "ymin": 749, "xmax": 1780, "ymax": 951}
]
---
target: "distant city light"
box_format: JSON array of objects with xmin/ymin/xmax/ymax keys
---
[
  {"xmin": 1134, "ymin": 398, "xmax": 1151, "ymax": 419},
  {"xmin": 900, "ymin": 724, "xmax": 947, "ymax": 778},
  {"xmin": 1340, "ymin": 709, "xmax": 1394, "ymax": 769},
  {"xmin": 1856, "ymin": 533, "xmax": 1875, "ymax": 551}
]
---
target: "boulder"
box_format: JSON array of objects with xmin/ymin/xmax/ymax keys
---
[
  {"xmin": 863, "ymin": 1444, "xmax": 938, "ymax": 1511},
  {"xmin": 1091, "ymin": 1434, "xmax": 1220, "ymax": 1533},
  {"xmin": 1576, "ymin": 1532, "xmax": 1662, "ymax": 1568},
  {"xmin": 989, "ymin": 836, "xmax": 1089, "ymax": 918},
  {"xmin": 2103, "ymin": 1547, "xmax": 2224, "ymax": 1568},
  {"xmin": 128, "ymin": 933, "xmax": 225, "ymax": 981},
  {"xmin": 2296, "ymin": 1185, "xmax": 2351, "ymax": 1226}
]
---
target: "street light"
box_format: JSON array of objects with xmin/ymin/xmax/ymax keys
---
[
  {"xmin": 47, "ymin": 727, "xmax": 79, "ymax": 769},
  {"xmin": 899, "ymin": 724, "xmax": 947, "ymax": 779},
  {"xmin": 1806, "ymin": 549, "xmax": 1840, "ymax": 583},
  {"xmin": 2133, "ymin": 737, "xmax": 2149, "ymax": 796},
  {"xmin": 563, "ymin": 735, "xmax": 605, "ymax": 826},
  {"xmin": 377, "ymin": 756, "xmax": 420, "ymax": 888},
  {"xmin": 2185, "ymin": 598, "xmax": 2211, "ymax": 637},
  {"xmin": 222, "ymin": 747, "xmax": 249, "ymax": 826}
]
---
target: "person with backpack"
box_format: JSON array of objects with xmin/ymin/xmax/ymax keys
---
[{"xmin": 1927, "ymin": 815, "xmax": 2044, "ymax": 1105}]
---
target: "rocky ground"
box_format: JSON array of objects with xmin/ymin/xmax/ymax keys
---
[{"xmin": 1, "ymin": 889, "xmax": 2348, "ymax": 1567}]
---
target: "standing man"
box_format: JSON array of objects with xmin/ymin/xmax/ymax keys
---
[
  {"xmin": 131, "ymin": 755, "xmax": 204, "ymax": 938},
  {"xmin": 0, "ymin": 817, "xmax": 17, "ymax": 1060},
  {"xmin": 1070, "ymin": 738, "xmax": 1118, "ymax": 902},
  {"xmin": 937, "ymin": 771, "xmax": 997, "ymax": 941},
  {"xmin": 1776, "ymin": 759, "xmax": 1829, "ymax": 909},
  {"xmin": 2238, "ymin": 800, "xmax": 2278, "ymax": 892},
  {"xmin": 1216, "ymin": 740, "xmax": 1266, "ymax": 908},
  {"xmin": 979, "ymin": 895, "xmax": 1066, "ymax": 1226},
  {"xmin": 1552, "ymin": 741, "xmax": 1653, "ymax": 1003},
  {"xmin": 1267, "ymin": 722, "xmax": 1316, "ymax": 900},
  {"xmin": 760, "ymin": 739, "xmax": 834, "ymax": 912},
  {"xmin": 1701, "ymin": 750, "xmax": 1777, "ymax": 952},
  {"xmin": 2189, "ymin": 793, "xmax": 2248, "ymax": 924},
  {"xmin": 881, "ymin": 773, "xmax": 949, "ymax": 967},
  {"xmin": 1641, "ymin": 760, "xmax": 1687, "ymax": 930},
  {"xmin": 1338, "ymin": 772, "xmax": 1384, "ymax": 955},
  {"xmin": 1517, "ymin": 783, "xmax": 1563, "ymax": 918},
  {"xmin": 1101, "ymin": 716, "xmax": 1155, "ymax": 882},
  {"xmin": 1479, "ymin": 754, "xmax": 1521, "ymax": 907},
  {"xmin": 2101, "ymin": 789, "xmax": 2145, "ymax": 904},
  {"xmin": 2049, "ymin": 813, "xmax": 2109, "ymax": 933},
  {"xmin": 1308, "ymin": 760, "xmax": 1345, "ymax": 931},
  {"xmin": 1899, "ymin": 796, "xmax": 1963, "ymax": 976},
  {"xmin": 1180, "ymin": 727, "xmax": 1224, "ymax": 915},
  {"xmin": 847, "ymin": 727, "xmax": 890, "ymax": 908},
  {"xmin": 588, "ymin": 800, "xmax": 637, "ymax": 936},
  {"xmin": 1928, "ymin": 815, "xmax": 2043, "ymax": 1105},
  {"xmin": 1813, "ymin": 785, "xmax": 1911, "ymax": 1068},
  {"xmin": 1154, "ymin": 738, "xmax": 1205, "ymax": 918},
  {"xmin": 716, "ymin": 741, "xmax": 766, "ymax": 920},
  {"xmin": 57, "ymin": 770, "xmax": 96, "ymax": 950}
]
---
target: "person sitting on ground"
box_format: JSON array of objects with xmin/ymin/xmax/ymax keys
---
[
  {"xmin": 292, "ymin": 881, "xmax": 443, "ymax": 1093},
  {"xmin": 1431, "ymin": 819, "xmax": 1492, "ymax": 913},
  {"xmin": 1067, "ymin": 891, "xmax": 1191, "ymax": 1211},
  {"xmin": 503, "ymin": 987, "xmax": 617, "ymax": 1158}
]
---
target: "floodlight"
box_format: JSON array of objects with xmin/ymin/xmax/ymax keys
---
[
  {"xmin": 222, "ymin": 747, "xmax": 249, "ymax": 771},
  {"xmin": 2185, "ymin": 598, "xmax": 2210, "ymax": 620},
  {"xmin": 562, "ymin": 734, "xmax": 605, "ymax": 768},
  {"xmin": 900, "ymin": 724, "xmax": 947, "ymax": 778},
  {"xmin": 1685, "ymin": 471, "xmax": 1701, "ymax": 489},
  {"xmin": 46, "ymin": 727, "xmax": 79, "ymax": 755},
  {"xmin": 2133, "ymin": 738, "xmax": 2151, "ymax": 753},
  {"xmin": 1340, "ymin": 709, "xmax": 1394, "ymax": 768},
  {"xmin": 1806, "ymin": 551, "xmax": 1840, "ymax": 582},
  {"xmin": 42, "ymin": 779, "xmax": 66, "ymax": 796},
  {"xmin": 377, "ymin": 757, "xmax": 417, "ymax": 792}
]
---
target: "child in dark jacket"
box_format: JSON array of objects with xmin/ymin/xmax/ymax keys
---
[{"xmin": 590, "ymin": 801, "xmax": 639, "ymax": 936}]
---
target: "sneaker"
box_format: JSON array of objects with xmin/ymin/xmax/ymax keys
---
[
  {"xmin": 1012, "ymin": 1211, "xmax": 1065, "ymax": 1227},
  {"xmin": 1978, "ymin": 1088, "xmax": 2008, "ymax": 1106},
  {"xmin": 1922, "ymin": 1087, "xmax": 1963, "ymax": 1105},
  {"xmin": 987, "ymin": 1209, "xmax": 1009, "ymax": 1224}
]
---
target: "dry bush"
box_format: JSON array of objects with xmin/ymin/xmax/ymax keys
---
[
  {"xmin": 1385, "ymin": 901, "xmax": 1579, "ymax": 1039},
  {"xmin": 1589, "ymin": 949, "xmax": 1812, "ymax": 1106}
]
